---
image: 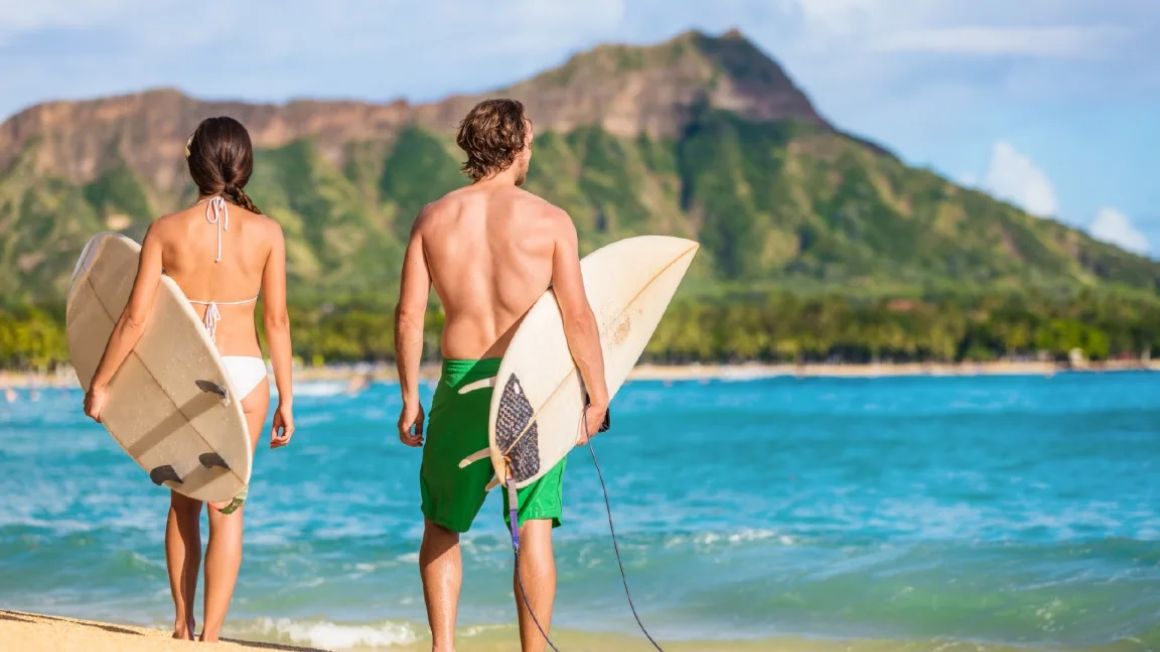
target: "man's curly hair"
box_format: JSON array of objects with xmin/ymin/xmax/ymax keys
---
[{"xmin": 456, "ymin": 99, "xmax": 529, "ymax": 181}]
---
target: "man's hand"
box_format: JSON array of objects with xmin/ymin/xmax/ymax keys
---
[
  {"xmin": 398, "ymin": 401, "xmax": 425, "ymax": 447},
  {"xmin": 84, "ymin": 385, "xmax": 110, "ymax": 423},
  {"xmin": 577, "ymin": 401, "xmax": 608, "ymax": 446}
]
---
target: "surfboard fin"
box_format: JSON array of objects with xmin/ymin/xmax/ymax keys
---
[
  {"xmin": 195, "ymin": 379, "xmax": 231, "ymax": 406},
  {"xmin": 148, "ymin": 465, "xmax": 183, "ymax": 486},
  {"xmin": 199, "ymin": 452, "xmax": 231, "ymax": 471},
  {"xmin": 458, "ymin": 448, "xmax": 491, "ymax": 469}
]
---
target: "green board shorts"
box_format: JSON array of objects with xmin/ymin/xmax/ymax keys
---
[{"xmin": 420, "ymin": 358, "xmax": 566, "ymax": 533}]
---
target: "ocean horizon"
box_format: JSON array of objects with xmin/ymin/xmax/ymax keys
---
[{"xmin": 1, "ymin": 372, "xmax": 1158, "ymax": 651}]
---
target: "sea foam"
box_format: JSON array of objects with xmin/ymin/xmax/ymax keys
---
[{"xmin": 247, "ymin": 617, "xmax": 419, "ymax": 648}]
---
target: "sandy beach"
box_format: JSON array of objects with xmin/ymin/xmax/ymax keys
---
[{"xmin": 0, "ymin": 610, "xmax": 321, "ymax": 652}]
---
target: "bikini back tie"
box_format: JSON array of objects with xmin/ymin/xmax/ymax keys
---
[
  {"xmin": 189, "ymin": 196, "xmax": 257, "ymax": 341},
  {"xmin": 188, "ymin": 297, "xmax": 258, "ymax": 342},
  {"xmin": 205, "ymin": 196, "xmax": 229, "ymax": 263}
]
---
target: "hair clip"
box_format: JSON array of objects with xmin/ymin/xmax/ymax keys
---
[{"xmin": 184, "ymin": 135, "xmax": 194, "ymax": 159}]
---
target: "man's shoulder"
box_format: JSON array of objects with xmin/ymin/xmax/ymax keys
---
[
  {"xmin": 415, "ymin": 186, "xmax": 471, "ymax": 226},
  {"xmin": 511, "ymin": 188, "xmax": 571, "ymax": 226}
]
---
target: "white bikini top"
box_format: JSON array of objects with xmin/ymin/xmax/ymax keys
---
[{"xmin": 186, "ymin": 196, "xmax": 257, "ymax": 341}]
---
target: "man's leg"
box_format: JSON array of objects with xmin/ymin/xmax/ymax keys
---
[
  {"xmin": 513, "ymin": 519, "xmax": 556, "ymax": 652},
  {"xmin": 420, "ymin": 518, "xmax": 462, "ymax": 652}
]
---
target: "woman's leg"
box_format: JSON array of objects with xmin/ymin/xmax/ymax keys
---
[
  {"xmin": 166, "ymin": 491, "xmax": 203, "ymax": 640},
  {"xmin": 201, "ymin": 379, "xmax": 269, "ymax": 642}
]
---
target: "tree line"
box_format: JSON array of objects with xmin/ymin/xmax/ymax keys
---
[{"xmin": 3, "ymin": 290, "xmax": 1157, "ymax": 371}]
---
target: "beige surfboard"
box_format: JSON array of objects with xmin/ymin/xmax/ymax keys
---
[
  {"xmin": 467, "ymin": 236, "xmax": 698, "ymax": 489},
  {"xmin": 66, "ymin": 233, "xmax": 252, "ymax": 503}
]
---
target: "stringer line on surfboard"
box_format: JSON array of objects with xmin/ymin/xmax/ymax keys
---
[
  {"xmin": 490, "ymin": 243, "xmax": 696, "ymax": 467},
  {"xmin": 459, "ymin": 241, "xmax": 699, "ymax": 477}
]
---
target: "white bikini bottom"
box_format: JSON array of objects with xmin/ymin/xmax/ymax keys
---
[{"xmin": 221, "ymin": 356, "xmax": 268, "ymax": 399}]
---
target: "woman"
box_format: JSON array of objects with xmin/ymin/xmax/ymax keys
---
[{"xmin": 83, "ymin": 116, "xmax": 295, "ymax": 642}]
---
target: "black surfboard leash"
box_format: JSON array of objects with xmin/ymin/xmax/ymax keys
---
[
  {"xmin": 585, "ymin": 436, "xmax": 665, "ymax": 651},
  {"xmin": 504, "ymin": 408, "xmax": 664, "ymax": 652},
  {"xmin": 507, "ymin": 474, "xmax": 562, "ymax": 652}
]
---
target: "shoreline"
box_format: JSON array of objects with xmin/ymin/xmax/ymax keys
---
[
  {"xmin": 2, "ymin": 359, "xmax": 1157, "ymax": 390},
  {"xmin": 630, "ymin": 358, "xmax": 1160, "ymax": 380},
  {"xmin": 0, "ymin": 609, "xmax": 1119, "ymax": 652}
]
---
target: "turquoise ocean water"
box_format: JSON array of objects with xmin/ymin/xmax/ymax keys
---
[{"xmin": 1, "ymin": 372, "xmax": 1158, "ymax": 650}]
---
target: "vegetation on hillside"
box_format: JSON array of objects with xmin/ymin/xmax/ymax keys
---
[{"xmin": 2, "ymin": 110, "xmax": 1157, "ymax": 370}]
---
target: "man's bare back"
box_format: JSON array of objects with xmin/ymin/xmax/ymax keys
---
[{"xmin": 415, "ymin": 182, "xmax": 569, "ymax": 359}]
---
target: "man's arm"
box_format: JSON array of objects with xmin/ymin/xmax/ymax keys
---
[
  {"xmin": 394, "ymin": 209, "xmax": 432, "ymax": 446},
  {"xmin": 550, "ymin": 213, "xmax": 609, "ymax": 443}
]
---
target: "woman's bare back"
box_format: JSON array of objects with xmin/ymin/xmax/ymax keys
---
[{"xmin": 150, "ymin": 198, "xmax": 279, "ymax": 357}]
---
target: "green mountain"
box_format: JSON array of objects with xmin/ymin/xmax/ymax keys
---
[{"xmin": 1, "ymin": 29, "xmax": 1157, "ymax": 366}]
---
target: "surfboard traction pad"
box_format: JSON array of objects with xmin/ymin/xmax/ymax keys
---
[{"xmin": 496, "ymin": 374, "xmax": 542, "ymax": 483}]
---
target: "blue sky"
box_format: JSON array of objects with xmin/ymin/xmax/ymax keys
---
[{"xmin": 1, "ymin": 0, "xmax": 1157, "ymax": 256}]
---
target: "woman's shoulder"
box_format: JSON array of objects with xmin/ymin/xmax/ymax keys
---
[
  {"xmin": 242, "ymin": 211, "xmax": 284, "ymax": 238},
  {"xmin": 145, "ymin": 207, "xmax": 193, "ymax": 238}
]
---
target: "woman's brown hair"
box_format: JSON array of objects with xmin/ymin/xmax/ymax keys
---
[
  {"xmin": 186, "ymin": 116, "xmax": 261, "ymax": 213},
  {"xmin": 456, "ymin": 99, "xmax": 529, "ymax": 181}
]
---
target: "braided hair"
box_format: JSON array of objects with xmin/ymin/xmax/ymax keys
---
[{"xmin": 186, "ymin": 116, "xmax": 262, "ymax": 214}]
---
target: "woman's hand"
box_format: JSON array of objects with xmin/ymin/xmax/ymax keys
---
[
  {"xmin": 397, "ymin": 401, "xmax": 425, "ymax": 447},
  {"xmin": 84, "ymin": 385, "xmax": 110, "ymax": 423},
  {"xmin": 270, "ymin": 401, "xmax": 295, "ymax": 448}
]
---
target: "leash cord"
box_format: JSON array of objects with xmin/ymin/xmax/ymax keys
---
[
  {"xmin": 504, "ymin": 409, "xmax": 665, "ymax": 652},
  {"xmin": 513, "ymin": 543, "xmax": 562, "ymax": 652},
  {"xmin": 586, "ymin": 438, "xmax": 665, "ymax": 651},
  {"xmin": 508, "ymin": 474, "xmax": 561, "ymax": 652}
]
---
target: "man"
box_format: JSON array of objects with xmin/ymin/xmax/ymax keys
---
[{"xmin": 393, "ymin": 98, "xmax": 609, "ymax": 652}]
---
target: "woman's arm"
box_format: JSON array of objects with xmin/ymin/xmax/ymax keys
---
[
  {"xmin": 262, "ymin": 224, "xmax": 295, "ymax": 447},
  {"xmin": 84, "ymin": 226, "xmax": 164, "ymax": 422}
]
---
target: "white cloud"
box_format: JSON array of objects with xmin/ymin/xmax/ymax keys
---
[
  {"xmin": 793, "ymin": 0, "xmax": 885, "ymax": 32},
  {"xmin": 0, "ymin": 0, "xmax": 136, "ymax": 37},
  {"xmin": 981, "ymin": 141, "xmax": 1058, "ymax": 217},
  {"xmin": 872, "ymin": 25, "xmax": 1126, "ymax": 59},
  {"xmin": 1090, "ymin": 207, "xmax": 1149, "ymax": 255}
]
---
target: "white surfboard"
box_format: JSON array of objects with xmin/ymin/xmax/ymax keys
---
[
  {"xmin": 66, "ymin": 233, "xmax": 252, "ymax": 503},
  {"xmin": 475, "ymin": 236, "xmax": 698, "ymax": 489}
]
